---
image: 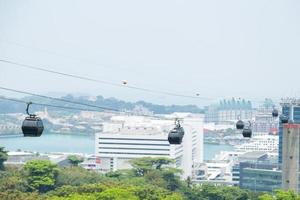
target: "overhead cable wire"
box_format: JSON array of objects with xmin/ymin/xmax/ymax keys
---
[
  {"xmin": 0, "ymin": 86, "xmax": 120, "ymax": 113},
  {"xmin": 0, "ymin": 59, "xmax": 279, "ymax": 105},
  {"xmin": 0, "ymin": 40, "xmax": 213, "ymax": 99},
  {"xmin": 0, "ymin": 89, "xmax": 173, "ymax": 120},
  {"xmin": 0, "ymin": 96, "xmax": 103, "ymax": 112},
  {"xmin": 0, "ymin": 59, "xmax": 212, "ymax": 100}
]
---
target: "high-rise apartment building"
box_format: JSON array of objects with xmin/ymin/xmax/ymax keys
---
[{"xmin": 204, "ymin": 98, "xmax": 253, "ymax": 123}]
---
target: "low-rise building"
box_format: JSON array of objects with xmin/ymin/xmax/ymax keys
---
[{"xmin": 239, "ymin": 162, "xmax": 281, "ymax": 193}]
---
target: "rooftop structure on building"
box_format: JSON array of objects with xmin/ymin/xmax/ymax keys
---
[
  {"xmin": 193, "ymin": 151, "xmax": 246, "ymax": 185},
  {"xmin": 238, "ymin": 151, "xmax": 269, "ymax": 162},
  {"xmin": 232, "ymin": 151, "xmax": 280, "ymax": 192}
]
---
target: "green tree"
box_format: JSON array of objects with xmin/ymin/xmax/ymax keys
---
[
  {"xmin": 0, "ymin": 190, "xmax": 42, "ymax": 200},
  {"xmin": 192, "ymin": 184, "xmax": 254, "ymax": 200},
  {"xmin": 129, "ymin": 157, "xmax": 182, "ymax": 191},
  {"xmin": 97, "ymin": 187, "xmax": 139, "ymax": 200},
  {"xmin": 56, "ymin": 167, "xmax": 105, "ymax": 187},
  {"xmin": 132, "ymin": 184, "xmax": 180, "ymax": 200},
  {"xmin": 0, "ymin": 166, "xmax": 27, "ymax": 192},
  {"xmin": 67, "ymin": 155, "xmax": 84, "ymax": 167},
  {"xmin": 0, "ymin": 147, "xmax": 8, "ymax": 170},
  {"xmin": 163, "ymin": 193, "xmax": 184, "ymax": 200},
  {"xmin": 258, "ymin": 193, "xmax": 274, "ymax": 200},
  {"xmin": 274, "ymin": 190, "xmax": 300, "ymax": 200},
  {"xmin": 130, "ymin": 157, "xmax": 174, "ymax": 176},
  {"xmin": 258, "ymin": 190, "xmax": 300, "ymax": 200},
  {"xmin": 23, "ymin": 160, "xmax": 59, "ymax": 193}
]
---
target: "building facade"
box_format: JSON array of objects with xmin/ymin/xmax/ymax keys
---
[
  {"xmin": 239, "ymin": 161, "xmax": 282, "ymax": 193},
  {"xmin": 95, "ymin": 114, "xmax": 203, "ymax": 179}
]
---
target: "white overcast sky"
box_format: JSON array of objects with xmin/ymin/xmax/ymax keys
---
[{"xmin": 0, "ymin": 0, "xmax": 299, "ymax": 106}]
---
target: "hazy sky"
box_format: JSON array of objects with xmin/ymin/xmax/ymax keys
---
[{"xmin": 0, "ymin": 0, "xmax": 299, "ymax": 106}]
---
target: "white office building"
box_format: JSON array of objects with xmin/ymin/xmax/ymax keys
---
[{"xmin": 94, "ymin": 113, "xmax": 203, "ymax": 178}]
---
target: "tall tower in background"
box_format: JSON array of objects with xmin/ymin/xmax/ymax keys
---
[
  {"xmin": 279, "ymin": 100, "xmax": 300, "ymax": 164},
  {"xmin": 282, "ymin": 124, "xmax": 300, "ymax": 193},
  {"xmin": 280, "ymin": 99, "xmax": 300, "ymax": 193}
]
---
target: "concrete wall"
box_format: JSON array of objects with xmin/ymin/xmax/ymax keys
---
[{"xmin": 282, "ymin": 124, "xmax": 300, "ymax": 193}]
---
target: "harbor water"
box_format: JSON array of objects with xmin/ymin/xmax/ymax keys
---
[{"xmin": 0, "ymin": 133, "xmax": 234, "ymax": 160}]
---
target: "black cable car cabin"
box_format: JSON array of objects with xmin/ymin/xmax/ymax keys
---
[
  {"xmin": 168, "ymin": 127, "xmax": 184, "ymax": 144},
  {"xmin": 168, "ymin": 120, "xmax": 185, "ymax": 145},
  {"xmin": 272, "ymin": 109, "xmax": 279, "ymax": 118},
  {"xmin": 22, "ymin": 116, "xmax": 44, "ymax": 137},
  {"xmin": 242, "ymin": 128, "xmax": 252, "ymax": 138},
  {"xmin": 236, "ymin": 120, "xmax": 244, "ymax": 130},
  {"xmin": 21, "ymin": 102, "xmax": 44, "ymax": 137}
]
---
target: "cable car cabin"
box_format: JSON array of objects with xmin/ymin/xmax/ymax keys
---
[
  {"xmin": 22, "ymin": 116, "xmax": 44, "ymax": 137},
  {"xmin": 242, "ymin": 128, "xmax": 252, "ymax": 138},
  {"xmin": 236, "ymin": 120, "xmax": 244, "ymax": 130},
  {"xmin": 168, "ymin": 127, "xmax": 184, "ymax": 145},
  {"xmin": 272, "ymin": 109, "xmax": 279, "ymax": 118},
  {"xmin": 280, "ymin": 115, "xmax": 289, "ymax": 124}
]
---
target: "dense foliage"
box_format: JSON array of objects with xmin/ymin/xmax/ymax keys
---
[
  {"xmin": 67, "ymin": 155, "xmax": 84, "ymax": 167},
  {"xmin": 0, "ymin": 155, "xmax": 299, "ymax": 200},
  {"xmin": 0, "ymin": 147, "xmax": 8, "ymax": 170}
]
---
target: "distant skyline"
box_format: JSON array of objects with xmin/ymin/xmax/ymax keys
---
[{"xmin": 1, "ymin": 0, "xmax": 300, "ymax": 106}]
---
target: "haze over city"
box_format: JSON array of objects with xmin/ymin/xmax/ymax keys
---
[
  {"xmin": 1, "ymin": 0, "xmax": 300, "ymax": 106},
  {"xmin": 2, "ymin": 1, "xmax": 300, "ymax": 199}
]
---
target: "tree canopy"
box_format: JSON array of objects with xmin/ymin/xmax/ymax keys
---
[
  {"xmin": 0, "ymin": 155, "xmax": 299, "ymax": 200},
  {"xmin": 23, "ymin": 160, "xmax": 59, "ymax": 193},
  {"xmin": 0, "ymin": 147, "xmax": 8, "ymax": 170},
  {"xmin": 67, "ymin": 155, "xmax": 84, "ymax": 167}
]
